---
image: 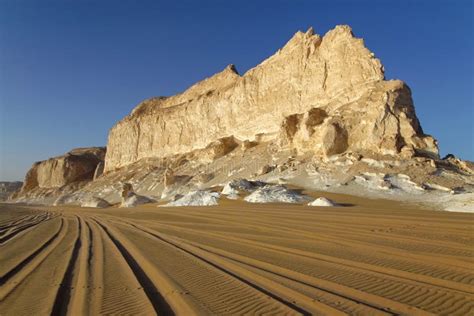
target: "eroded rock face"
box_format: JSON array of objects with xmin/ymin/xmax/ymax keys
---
[
  {"xmin": 106, "ymin": 25, "xmax": 437, "ymax": 172},
  {"xmin": 93, "ymin": 162, "xmax": 105, "ymax": 180},
  {"xmin": 19, "ymin": 147, "xmax": 106, "ymax": 194},
  {"xmin": 277, "ymin": 80, "xmax": 437, "ymax": 158}
]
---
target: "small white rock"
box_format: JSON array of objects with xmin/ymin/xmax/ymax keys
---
[
  {"xmin": 308, "ymin": 197, "xmax": 338, "ymax": 207},
  {"xmin": 163, "ymin": 190, "xmax": 220, "ymax": 207}
]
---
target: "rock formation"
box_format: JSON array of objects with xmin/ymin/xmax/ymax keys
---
[
  {"xmin": 17, "ymin": 147, "xmax": 106, "ymax": 197},
  {"xmin": 11, "ymin": 25, "xmax": 472, "ymax": 212},
  {"xmin": 0, "ymin": 182, "xmax": 22, "ymax": 201},
  {"xmin": 104, "ymin": 25, "xmax": 437, "ymax": 172}
]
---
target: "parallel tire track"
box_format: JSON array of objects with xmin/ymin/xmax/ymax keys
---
[
  {"xmin": 115, "ymin": 219, "xmax": 413, "ymax": 316},
  {"xmin": 139, "ymin": 219, "xmax": 474, "ymax": 294},
  {"xmin": 92, "ymin": 218, "xmax": 200, "ymax": 316},
  {"xmin": 106, "ymin": 218, "xmax": 333, "ymax": 316},
  {"xmin": 1, "ymin": 205, "xmax": 472, "ymax": 316},
  {"xmin": 51, "ymin": 216, "xmax": 82, "ymax": 315},
  {"xmin": 0, "ymin": 217, "xmax": 67, "ymax": 301},
  {"xmin": 0, "ymin": 212, "xmax": 52, "ymax": 244}
]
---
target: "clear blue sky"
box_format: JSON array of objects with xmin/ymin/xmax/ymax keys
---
[{"xmin": 1, "ymin": 0, "xmax": 472, "ymax": 181}]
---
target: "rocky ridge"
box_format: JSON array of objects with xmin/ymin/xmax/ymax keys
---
[{"xmin": 104, "ymin": 25, "xmax": 437, "ymax": 172}]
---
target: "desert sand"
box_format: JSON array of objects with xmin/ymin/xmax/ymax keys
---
[{"xmin": 1, "ymin": 192, "xmax": 473, "ymax": 315}]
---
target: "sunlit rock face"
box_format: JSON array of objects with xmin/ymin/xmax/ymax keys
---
[
  {"xmin": 105, "ymin": 25, "xmax": 437, "ymax": 172},
  {"xmin": 19, "ymin": 147, "xmax": 106, "ymax": 193}
]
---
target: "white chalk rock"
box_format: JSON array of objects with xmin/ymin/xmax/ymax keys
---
[
  {"xmin": 308, "ymin": 197, "xmax": 338, "ymax": 207},
  {"xmin": 164, "ymin": 190, "xmax": 220, "ymax": 207},
  {"xmin": 244, "ymin": 185, "xmax": 309, "ymax": 204},
  {"xmin": 221, "ymin": 179, "xmax": 266, "ymax": 199}
]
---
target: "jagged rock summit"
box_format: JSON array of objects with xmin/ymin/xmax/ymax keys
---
[{"xmin": 105, "ymin": 25, "xmax": 437, "ymax": 172}]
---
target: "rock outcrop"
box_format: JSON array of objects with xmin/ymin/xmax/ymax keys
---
[
  {"xmin": 17, "ymin": 147, "xmax": 106, "ymax": 197},
  {"xmin": 0, "ymin": 182, "xmax": 23, "ymax": 201},
  {"xmin": 105, "ymin": 25, "xmax": 437, "ymax": 172}
]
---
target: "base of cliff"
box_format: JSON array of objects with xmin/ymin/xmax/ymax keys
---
[{"xmin": 10, "ymin": 141, "xmax": 474, "ymax": 213}]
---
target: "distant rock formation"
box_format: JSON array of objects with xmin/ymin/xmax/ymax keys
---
[
  {"xmin": 15, "ymin": 147, "xmax": 106, "ymax": 199},
  {"xmin": 0, "ymin": 182, "xmax": 22, "ymax": 201},
  {"xmin": 105, "ymin": 25, "xmax": 437, "ymax": 172}
]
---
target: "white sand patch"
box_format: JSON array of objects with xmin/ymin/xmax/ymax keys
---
[
  {"xmin": 244, "ymin": 185, "xmax": 309, "ymax": 204},
  {"xmin": 435, "ymin": 192, "xmax": 474, "ymax": 213},
  {"xmin": 385, "ymin": 174, "xmax": 425, "ymax": 194},
  {"xmin": 308, "ymin": 197, "xmax": 338, "ymax": 207},
  {"xmin": 163, "ymin": 190, "xmax": 220, "ymax": 207}
]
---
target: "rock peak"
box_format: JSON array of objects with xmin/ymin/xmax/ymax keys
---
[
  {"xmin": 224, "ymin": 64, "xmax": 239, "ymax": 75},
  {"xmin": 323, "ymin": 24, "xmax": 354, "ymax": 39}
]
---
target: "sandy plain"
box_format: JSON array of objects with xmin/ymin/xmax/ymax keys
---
[{"xmin": 0, "ymin": 192, "xmax": 473, "ymax": 315}]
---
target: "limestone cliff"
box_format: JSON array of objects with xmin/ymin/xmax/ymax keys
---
[
  {"xmin": 103, "ymin": 25, "xmax": 437, "ymax": 171},
  {"xmin": 18, "ymin": 147, "xmax": 106, "ymax": 196}
]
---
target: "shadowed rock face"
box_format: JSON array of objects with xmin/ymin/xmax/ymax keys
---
[
  {"xmin": 19, "ymin": 147, "xmax": 106, "ymax": 194},
  {"xmin": 104, "ymin": 25, "xmax": 438, "ymax": 172}
]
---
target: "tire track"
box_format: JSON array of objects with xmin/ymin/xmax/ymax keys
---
[
  {"xmin": 0, "ymin": 212, "xmax": 52, "ymax": 245},
  {"xmin": 113, "ymin": 219, "xmax": 406, "ymax": 316},
  {"xmin": 111, "ymin": 219, "xmax": 338, "ymax": 316},
  {"xmin": 66, "ymin": 216, "xmax": 90, "ymax": 315},
  {"xmin": 90, "ymin": 218, "xmax": 155, "ymax": 315},
  {"xmin": 145, "ymin": 221, "xmax": 474, "ymax": 314},
  {"xmin": 147, "ymin": 210, "xmax": 474, "ymax": 270},
  {"xmin": 0, "ymin": 217, "xmax": 63, "ymax": 285},
  {"xmin": 82, "ymin": 218, "xmax": 105, "ymax": 315},
  {"xmin": 109, "ymin": 215, "xmax": 474, "ymax": 290},
  {"xmin": 92, "ymin": 218, "xmax": 197, "ymax": 316},
  {"xmin": 123, "ymin": 219, "xmax": 474, "ymax": 315},
  {"xmin": 1, "ymin": 204, "xmax": 472, "ymax": 315},
  {"xmin": 0, "ymin": 214, "xmax": 33, "ymax": 231},
  {"xmin": 51, "ymin": 216, "xmax": 82, "ymax": 315},
  {"xmin": 0, "ymin": 217, "xmax": 67, "ymax": 301},
  {"xmin": 98, "ymin": 218, "xmax": 305, "ymax": 315},
  {"xmin": 141, "ymin": 220, "xmax": 474, "ymax": 294}
]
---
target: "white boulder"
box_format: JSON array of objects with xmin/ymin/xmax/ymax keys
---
[
  {"xmin": 221, "ymin": 179, "xmax": 266, "ymax": 199},
  {"xmin": 244, "ymin": 185, "xmax": 309, "ymax": 204},
  {"xmin": 163, "ymin": 190, "xmax": 220, "ymax": 207},
  {"xmin": 308, "ymin": 197, "xmax": 338, "ymax": 207}
]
